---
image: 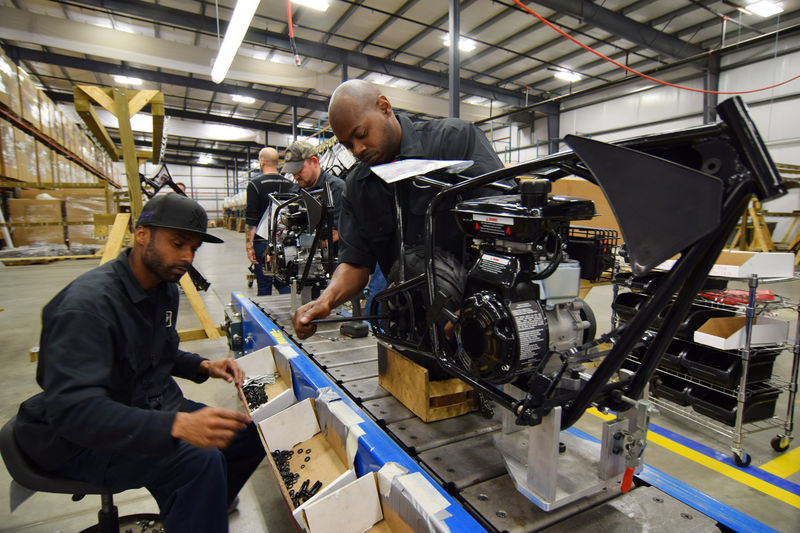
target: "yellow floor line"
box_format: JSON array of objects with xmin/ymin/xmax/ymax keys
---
[
  {"xmin": 586, "ymin": 408, "xmax": 800, "ymax": 509},
  {"xmin": 761, "ymin": 445, "xmax": 800, "ymax": 478}
]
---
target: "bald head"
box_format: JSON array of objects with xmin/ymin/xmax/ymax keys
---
[
  {"xmin": 259, "ymin": 147, "xmax": 279, "ymax": 173},
  {"xmin": 328, "ymin": 80, "xmax": 402, "ymax": 166}
]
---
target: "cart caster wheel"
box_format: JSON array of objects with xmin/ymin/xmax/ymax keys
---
[
  {"xmin": 247, "ymin": 280, "xmax": 254, "ymax": 288},
  {"xmin": 733, "ymin": 452, "xmax": 751, "ymax": 467},
  {"xmin": 771, "ymin": 435, "xmax": 790, "ymax": 452}
]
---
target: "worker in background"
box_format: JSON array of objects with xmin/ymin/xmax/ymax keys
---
[
  {"xmin": 282, "ymin": 139, "xmax": 345, "ymax": 243},
  {"xmin": 292, "ymin": 79, "xmax": 504, "ymax": 339},
  {"xmin": 175, "ymin": 181, "xmax": 187, "ymax": 193},
  {"xmin": 14, "ymin": 194, "xmax": 264, "ymax": 533},
  {"xmin": 246, "ymin": 146, "xmax": 293, "ymax": 296}
]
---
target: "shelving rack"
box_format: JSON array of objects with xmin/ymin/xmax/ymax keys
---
[{"xmin": 616, "ymin": 273, "xmax": 798, "ymax": 466}]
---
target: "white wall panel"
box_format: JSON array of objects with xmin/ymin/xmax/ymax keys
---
[{"xmin": 720, "ymin": 48, "xmax": 800, "ymax": 103}]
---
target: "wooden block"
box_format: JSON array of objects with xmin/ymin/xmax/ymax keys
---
[{"xmin": 377, "ymin": 342, "xmax": 476, "ymax": 422}]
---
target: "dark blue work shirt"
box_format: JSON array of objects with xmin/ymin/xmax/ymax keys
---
[
  {"xmin": 337, "ymin": 113, "xmax": 505, "ymax": 276},
  {"xmin": 15, "ymin": 249, "xmax": 208, "ymax": 472}
]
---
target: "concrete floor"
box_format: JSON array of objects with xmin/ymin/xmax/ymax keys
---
[{"xmin": 0, "ymin": 226, "xmax": 798, "ymax": 531}]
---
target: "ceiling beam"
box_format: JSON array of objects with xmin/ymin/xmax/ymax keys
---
[
  {"xmin": 44, "ymin": 89, "xmax": 294, "ymax": 135},
  {"xmin": 4, "ymin": 45, "xmax": 328, "ymax": 114},
  {"xmin": 530, "ymin": 0, "xmax": 705, "ymax": 59},
  {"xmin": 63, "ymin": 0, "xmax": 531, "ymax": 107}
]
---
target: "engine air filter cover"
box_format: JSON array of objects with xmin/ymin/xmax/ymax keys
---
[{"xmin": 454, "ymin": 194, "xmax": 595, "ymax": 241}]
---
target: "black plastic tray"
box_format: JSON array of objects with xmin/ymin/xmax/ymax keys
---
[{"xmin": 687, "ymin": 382, "xmax": 780, "ymax": 426}]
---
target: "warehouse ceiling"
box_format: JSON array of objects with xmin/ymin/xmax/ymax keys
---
[{"xmin": 1, "ymin": 0, "xmax": 798, "ymax": 168}]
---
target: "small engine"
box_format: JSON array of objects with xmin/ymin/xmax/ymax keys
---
[
  {"xmin": 452, "ymin": 180, "xmax": 599, "ymax": 384},
  {"xmin": 268, "ymin": 190, "xmax": 335, "ymax": 292}
]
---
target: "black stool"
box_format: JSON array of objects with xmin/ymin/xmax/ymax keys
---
[{"xmin": 0, "ymin": 416, "xmax": 160, "ymax": 533}]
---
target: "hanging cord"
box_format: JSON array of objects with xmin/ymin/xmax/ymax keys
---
[
  {"xmin": 286, "ymin": 0, "xmax": 301, "ymax": 66},
  {"xmin": 215, "ymin": 0, "xmax": 221, "ymax": 47},
  {"xmin": 512, "ymin": 0, "xmax": 800, "ymax": 95}
]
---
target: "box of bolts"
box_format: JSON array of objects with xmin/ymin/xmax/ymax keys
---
[
  {"xmin": 236, "ymin": 344, "xmax": 297, "ymax": 424},
  {"xmin": 300, "ymin": 462, "xmax": 455, "ymax": 533},
  {"xmin": 259, "ymin": 393, "xmax": 364, "ymax": 526}
]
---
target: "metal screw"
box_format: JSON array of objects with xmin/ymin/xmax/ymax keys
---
[{"xmin": 496, "ymin": 510, "xmax": 508, "ymax": 519}]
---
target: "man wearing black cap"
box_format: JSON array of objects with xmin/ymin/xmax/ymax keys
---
[
  {"xmin": 283, "ymin": 140, "xmax": 345, "ymax": 242},
  {"xmin": 14, "ymin": 194, "xmax": 264, "ymax": 533}
]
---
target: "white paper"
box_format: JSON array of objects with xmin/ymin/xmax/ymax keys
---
[{"xmin": 370, "ymin": 159, "xmax": 473, "ymax": 184}]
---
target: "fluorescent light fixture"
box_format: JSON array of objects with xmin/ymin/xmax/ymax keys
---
[
  {"xmin": 747, "ymin": 1, "xmax": 783, "ymax": 17},
  {"xmin": 442, "ymin": 33, "xmax": 477, "ymax": 52},
  {"xmin": 113, "ymin": 75, "xmax": 143, "ymax": 85},
  {"xmin": 464, "ymin": 96, "xmax": 490, "ymax": 106},
  {"xmin": 232, "ymin": 94, "xmax": 256, "ymax": 104},
  {"xmin": 297, "ymin": 121, "xmax": 315, "ymax": 128},
  {"xmin": 365, "ymin": 73, "xmax": 393, "ymax": 86},
  {"xmin": 291, "ymin": 0, "xmax": 330, "ymax": 11},
  {"xmin": 211, "ymin": 0, "xmax": 261, "ymax": 84},
  {"xmin": 197, "ymin": 154, "xmax": 214, "ymax": 165},
  {"xmin": 554, "ymin": 70, "xmax": 582, "ymax": 82}
]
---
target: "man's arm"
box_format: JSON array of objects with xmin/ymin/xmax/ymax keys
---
[
  {"xmin": 292, "ymin": 262, "xmax": 370, "ymax": 339},
  {"xmin": 245, "ymin": 181, "xmax": 260, "ymax": 264},
  {"xmin": 246, "ymin": 226, "xmax": 258, "ymax": 264}
]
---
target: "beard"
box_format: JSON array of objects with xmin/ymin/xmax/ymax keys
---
[{"xmin": 142, "ymin": 234, "xmax": 191, "ymax": 283}]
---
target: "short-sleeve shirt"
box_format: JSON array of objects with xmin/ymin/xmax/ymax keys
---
[
  {"xmin": 337, "ymin": 113, "xmax": 504, "ymax": 276},
  {"xmin": 246, "ymin": 172, "xmax": 294, "ymax": 242},
  {"xmin": 14, "ymin": 250, "xmax": 209, "ymax": 471}
]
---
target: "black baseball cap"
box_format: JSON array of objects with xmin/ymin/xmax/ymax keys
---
[{"xmin": 136, "ymin": 194, "xmax": 223, "ymax": 243}]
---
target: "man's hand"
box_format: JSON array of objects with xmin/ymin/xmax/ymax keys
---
[
  {"xmin": 292, "ymin": 299, "xmax": 331, "ymax": 339},
  {"xmin": 171, "ymin": 407, "xmax": 250, "ymax": 448},
  {"xmin": 201, "ymin": 359, "xmax": 245, "ymax": 387},
  {"xmin": 247, "ymin": 247, "xmax": 258, "ymax": 264}
]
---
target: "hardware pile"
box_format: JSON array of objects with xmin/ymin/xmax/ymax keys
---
[
  {"xmin": 242, "ymin": 374, "xmax": 277, "ymax": 410},
  {"xmin": 271, "ymin": 448, "xmax": 322, "ymax": 507}
]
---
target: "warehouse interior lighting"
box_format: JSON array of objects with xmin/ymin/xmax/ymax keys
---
[
  {"xmin": 554, "ymin": 70, "xmax": 582, "ymax": 82},
  {"xmin": 232, "ymin": 94, "xmax": 256, "ymax": 104},
  {"xmin": 197, "ymin": 154, "xmax": 214, "ymax": 165},
  {"xmin": 210, "ymin": 0, "xmax": 261, "ymax": 84},
  {"xmin": 442, "ymin": 34, "xmax": 477, "ymax": 52},
  {"xmin": 113, "ymin": 75, "xmax": 142, "ymax": 85},
  {"xmin": 291, "ymin": 0, "xmax": 330, "ymax": 11},
  {"xmin": 747, "ymin": 1, "xmax": 784, "ymax": 17}
]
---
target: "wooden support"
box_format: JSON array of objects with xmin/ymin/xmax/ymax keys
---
[
  {"xmin": 99, "ymin": 213, "xmax": 132, "ymax": 265},
  {"xmin": 113, "ymin": 87, "xmax": 143, "ymax": 222},
  {"xmin": 179, "ymin": 274, "xmax": 221, "ymax": 339}
]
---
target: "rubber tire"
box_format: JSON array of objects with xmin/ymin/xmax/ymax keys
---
[
  {"xmin": 771, "ymin": 435, "xmax": 790, "ymax": 452},
  {"xmin": 733, "ymin": 452, "xmax": 751, "ymax": 467}
]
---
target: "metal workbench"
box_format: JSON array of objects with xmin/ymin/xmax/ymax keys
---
[{"xmin": 231, "ymin": 292, "xmax": 772, "ymax": 533}]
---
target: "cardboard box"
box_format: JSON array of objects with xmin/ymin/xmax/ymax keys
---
[
  {"xmin": 377, "ymin": 342, "xmax": 476, "ymax": 422},
  {"xmin": 10, "ymin": 226, "xmax": 65, "ymax": 246},
  {"xmin": 302, "ymin": 473, "xmax": 383, "ymax": 533},
  {"xmin": 8, "ymin": 198, "xmax": 63, "ymax": 223},
  {"xmin": 551, "ymin": 176, "xmax": 619, "ymax": 237},
  {"xmin": 657, "ymin": 250, "xmax": 795, "ymax": 279},
  {"xmin": 258, "ymin": 397, "xmax": 359, "ymax": 522},
  {"xmin": 36, "ymin": 141, "xmax": 54, "ymax": 184},
  {"xmin": 14, "ymin": 128, "xmax": 37, "ymax": 183},
  {"xmin": 237, "ymin": 345, "xmax": 298, "ymax": 424},
  {"xmin": 0, "ymin": 52, "xmax": 21, "ymax": 115},
  {"xmin": 0, "ymin": 119, "xmax": 18, "ymax": 180},
  {"xmin": 694, "ymin": 316, "xmax": 790, "ymax": 350},
  {"xmin": 16, "ymin": 67, "xmax": 39, "ymax": 129}
]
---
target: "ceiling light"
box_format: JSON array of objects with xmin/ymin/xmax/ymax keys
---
[
  {"xmin": 269, "ymin": 53, "xmax": 295, "ymax": 64},
  {"xmin": 464, "ymin": 96, "xmax": 490, "ymax": 106},
  {"xmin": 113, "ymin": 75, "xmax": 143, "ymax": 85},
  {"xmin": 197, "ymin": 154, "xmax": 214, "ymax": 165},
  {"xmin": 211, "ymin": 0, "xmax": 261, "ymax": 84},
  {"xmin": 365, "ymin": 73, "xmax": 393, "ymax": 86},
  {"xmin": 746, "ymin": 1, "xmax": 784, "ymax": 17},
  {"xmin": 297, "ymin": 121, "xmax": 315, "ymax": 128},
  {"xmin": 554, "ymin": 70, "xmax": 582, "ymax": 82},
  {"xmin": 442, "ymin": 34, "xmax": 477, "ymax": 52},
  {"xmin": 291, "ymin": 0, "xmax": 330, "ymax": 11},
  {"xmin": 232, "ymin": 94, "xmax": 256, "ymax": 104}
]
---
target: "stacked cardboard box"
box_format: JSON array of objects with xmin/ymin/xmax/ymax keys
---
[
  {"xmin": 0, "ymin": 53, "xmax": 20, "ymax": 116},
  {"xmin": 0, "ymin": 119, "xmax": 17, "ymax": 179},
  {"xmin": 16, "ymin": 188, "xmax": 110, "ymax": 246},
  {"xmin": 8, "ymin": 198, "xmax": 65, "ymax": 246}
]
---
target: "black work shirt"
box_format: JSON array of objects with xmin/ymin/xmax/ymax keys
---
[
  {"xmin": 338, "ymin": 114, "xmax": 504, "ymax": 276},
  {"xmin": 246, "ymin": 172, "xmax": 294, "ymax": 241},
  {"xmin": 15, "ymin": 250, "xmax": 209, "ymax": 471},
  {"xmin": 289, "ymin": 170, "xmax": 346, "ymax": 229}
]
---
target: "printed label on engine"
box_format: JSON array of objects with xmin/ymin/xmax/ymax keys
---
[
  {"xmin": 472, "ymin": 214, "xmax": 514, "ymax": 236},
  {"xmin": 509, "ymin": 301, "xmax": 548, "ymax": 365}
]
